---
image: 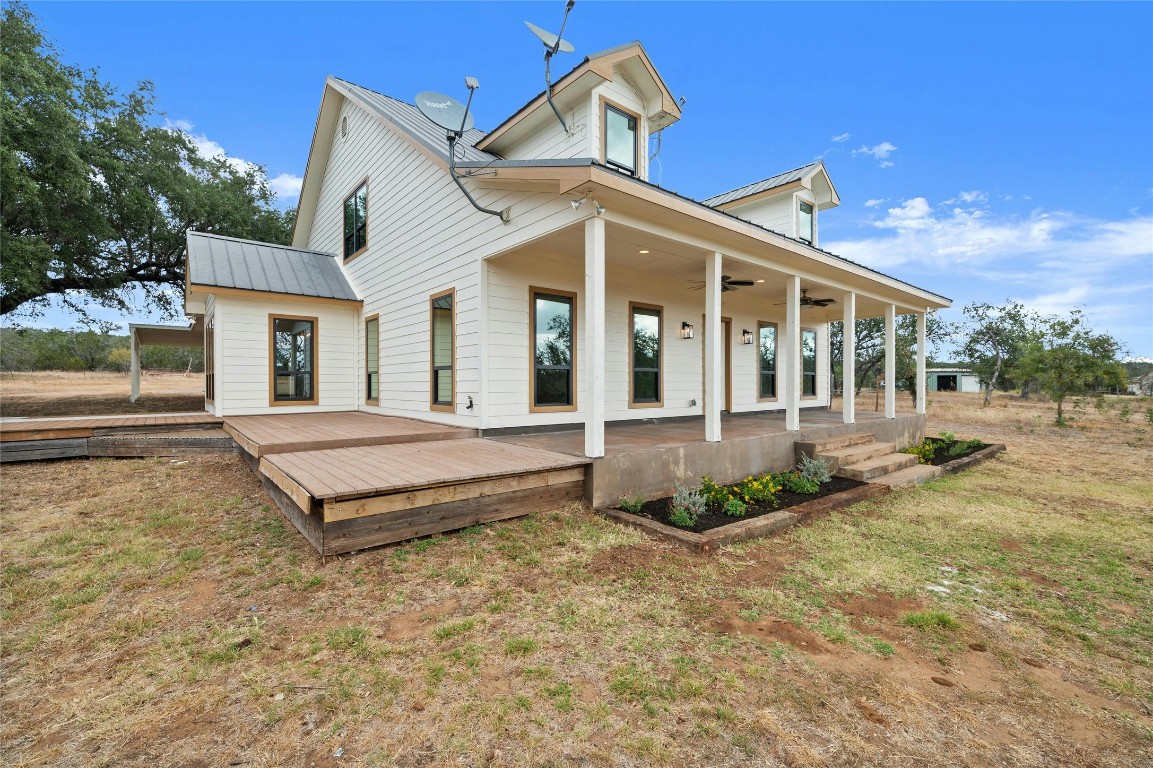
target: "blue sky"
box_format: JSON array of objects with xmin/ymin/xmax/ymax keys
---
[{"xmin": 17, "ymin": 1, "xmax": 1153, "ymax": 358}]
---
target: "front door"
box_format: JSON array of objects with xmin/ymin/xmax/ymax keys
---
[{"xmin": 701, "ymin": 316, "xmax": 733, "ymax": 414}]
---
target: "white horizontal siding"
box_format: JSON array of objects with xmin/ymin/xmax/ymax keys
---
[
  {"xmin": 729, "ymin": 194, "xmax": 793, "ymax": 236},
  {"xmin": 502, "ymin": 100, "xmax": 590, "ymax": 162},
  {"xmin": 214, "ymin": 294, "xmax": 358, "ymax": 416}
]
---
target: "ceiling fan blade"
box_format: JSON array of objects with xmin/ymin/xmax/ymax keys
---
[
  {"xmin": 813, "ymin": 298, "xmax": 836, "ymax": 306},
  {"xmin": 721, "ymin": 284, "xmax": 734, "ymax": 292},
  {"xmin": 721, "ymin": 275, "xmax": 732, "ymax": 282},
  {"xmin": 727, "ymin": 280, "xmax": 756, "ymax": 286}
]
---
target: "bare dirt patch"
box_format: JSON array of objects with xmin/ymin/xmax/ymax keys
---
[{"xmin": 1, "ymin": 371, "xmax": 204, "ymax": 417}]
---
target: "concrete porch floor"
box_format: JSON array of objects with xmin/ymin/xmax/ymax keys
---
[{"xmin": 492, "ymin": 410, "xmax": 925, "ymax": 507}]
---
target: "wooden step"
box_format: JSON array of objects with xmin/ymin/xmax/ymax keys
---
[
  {"xmin": 795, "ymin": 432, "xmax": 876, "ymax": 462},
  {"xmin": 865, "ymin": 463, "xmax": 944, "ymax": 488},
  {"xmin": 816, "ymin": 442, "xmax": 895, "ymax": 473},
  {"xmin": 836, "ymin": 452, "xmax": 918, "ymax": 481}
]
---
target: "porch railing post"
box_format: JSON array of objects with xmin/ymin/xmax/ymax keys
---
[
  {"xmin": 885, "ymin": 303, "xmax": 897, "ymax": 419},
  {"xmin": 785, "ymin": 275, "xmax": 801, "ymax": 431},
  {"xmin": 704, "ymin": 252, "xmax": 723, "ymax": 442},
  {"xmin": 584, "ymin": 217, "xmax": 606, "ymax": 458},
  {"xmin": 916, "ymin": 309, "xmax": 927, "ymax": 416},
  {"xmin": 842, "ymin": 292, "xmax": 855, "ymax": 424}
]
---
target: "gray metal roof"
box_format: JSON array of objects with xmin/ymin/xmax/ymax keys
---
[
  {"xmin": 701, "ymin": 161, "xmax": 823, "ymax": 208},
  {"xmin": 331, "ymin": 77, "xmax": 499, "ymax": 165},
  {"xmin": 186, "ymin": 231, "xmax": 359, "ymax": 301}
]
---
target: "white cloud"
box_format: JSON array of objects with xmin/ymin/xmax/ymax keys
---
[
  {"xmin": 830, "ymin": 133, "xmax": 851, "ymax": 143},
  {"xmin": 853, "ymin": 141, "xmax": 898, "ymax": 164},
  {"xmin": 165, "ymin": 119, "xmax": 301, "ymax": 202},
  {"xmin": 943, "ymin": 190, "xmax": 988, "ymax": 205},
  {"xmin": 269, "ymin": 173, "xmax": 304, "ymax": 199},
  {"xmin": 864, "ymin": 198, "xmax": 887, "ymax": 208}
]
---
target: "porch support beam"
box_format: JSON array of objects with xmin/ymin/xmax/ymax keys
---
[
  {"xmin": 885, "ymin": 303, "xmax": 897, "ymax": 419},
  {"xmin": 704, "ymin": 252, "xmax": 723, "ymax": 442},
  {"xmin": 130, "ymin": 331, "xmax": 141, "ymax": 403},
  {"xmin": 584, "ymin": 217, "xmax": 606, "ymax": 458},
  {"xmin": 916, "ymin": 309, "xmax": 927, "ymax": 416},
  {"xmin": 785, "ymin": 275, "xmax": 801, "ymax": 431},
  {"xmin": 842, "ymin": 292, "xmax": 855, "ymax": 424}
]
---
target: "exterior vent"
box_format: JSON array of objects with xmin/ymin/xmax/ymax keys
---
[{"xmin": 341, "ymin": 116, "xmax": 347, "ymax": 139}]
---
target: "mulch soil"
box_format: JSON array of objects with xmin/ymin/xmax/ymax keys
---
[
  {"xmin": 626, "ymin": 476, "xmax": 866, "ymax": 533},
  {"xmin": 926, "ymin": 438, "xmax": 990, "ymax": 466}
]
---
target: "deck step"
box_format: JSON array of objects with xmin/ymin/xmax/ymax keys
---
[
  {"xmin": 837, "ymin": 452, "xmax": 918, "ymax": 481},
  {"xmin": 865, "ymin": 463, "xmax": 944, "ymax": 488},
  {"xmin": 795, "ymin": 432, "xmax": 876, "ymax": 461},
  {"xmin": 815, "ymin": 442, "xmax": 895, "ymax": 473}
]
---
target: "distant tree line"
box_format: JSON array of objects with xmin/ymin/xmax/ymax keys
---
[{"xmin": 0, "ymin": 328, "xmax": 203, "ymax": 373}]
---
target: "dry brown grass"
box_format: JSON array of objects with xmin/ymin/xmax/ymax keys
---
[
  {"xmin": 0, "ymin": 371, "xmax": 205, "ymax": 417},
  {"xmin": 2, "ymin": 392, "xmax": 1151, "ymax": 767}
]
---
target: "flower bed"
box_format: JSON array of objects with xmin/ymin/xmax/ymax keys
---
[{"xmin": 903, "ymin": 431, "xmax": 990, "ymax": 466}]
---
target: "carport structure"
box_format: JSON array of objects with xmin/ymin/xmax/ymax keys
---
[{"xmin": 128, "ymin": 319, "xmax": 203, "ymax": 402}]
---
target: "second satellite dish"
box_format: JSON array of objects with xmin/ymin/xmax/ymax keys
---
[
  {"xmin": 415, "ymin": 91, "xmax": 474, "ymax": 134},
  {"xmin": 526, "ymin": 21, "xmax": 574, "ymax": 53}
]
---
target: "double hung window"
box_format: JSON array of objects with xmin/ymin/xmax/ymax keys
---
[{"xmin": 531, "ymin": 290, "xmax": 576, "ymax": 409}]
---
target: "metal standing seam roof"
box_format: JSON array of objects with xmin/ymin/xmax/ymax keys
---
[
  {"xmin": 700, "ymin": 161, "xmax": 824, "ymax": 208},
  {"xmin": 186, "ymin": 231, "xmax": 359, "ymax": 301},
  {"xmin": 331, "ymin": 77, "xmax": 499, "ymax": 165}
]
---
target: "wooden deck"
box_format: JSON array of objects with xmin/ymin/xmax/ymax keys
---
[
  {"xmin": 0, "ymin": 412, "xmax": 222, "ymax": 442},
  {"xmin": 0, "ymin": 412, "xmax": 227, "ymax": 462},
  {"xmin": 224, "ymin": 411, "xmax": 474, "ymax": 458}
]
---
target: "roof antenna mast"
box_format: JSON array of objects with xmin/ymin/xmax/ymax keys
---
[
  {"xmin": 415, "ymin": 81, "xmax": 511, "ymax": 223},
  {"xmin": 526, "ymin": 0, "xmax": 576, "ymax": 134}
]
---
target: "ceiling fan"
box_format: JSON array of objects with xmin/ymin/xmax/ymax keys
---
[
  {"xmin": 774, "ymin": 288, "xmax": 837, "ymax": 307},
  {"xmin": 687, "ymin": 275, "xmax": 757, "ymax": 293}
]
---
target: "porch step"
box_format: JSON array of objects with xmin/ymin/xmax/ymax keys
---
[
  {"xmin": 865, "ymin": 463, "xmax": 944, "ymax": 488},
  {"xmin": 815, "ymin": 441, "xmax": 896, "ymax": 474},
  {"xmin": 795, "ymin": 432, "xmax": 876, "ymax": 460},
  {"xmin": 836, "ymin": 451, "xmax": 918, "ymax": 481}
]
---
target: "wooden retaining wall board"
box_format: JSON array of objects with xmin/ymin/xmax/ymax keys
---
[{"xmin": 0, "ymin": 438, "xmax": 88, "ymax": 463}]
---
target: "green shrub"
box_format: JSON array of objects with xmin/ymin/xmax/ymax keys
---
[
  {"xmin": 945, "ymin": 438, "xmax": 984, "ymax": 457},
  {"xmin": 798, "ymin": 453, "xmax": 832, "ymax": 485},
  {"xmin": 898, "ymin": 610, "xmax": 960, "ymax": 630},
  {"xmin": 722, "ymin": 498, "xmax": 748, "ymax": 518},
  {"xmin": 1146, "ymin": 407, "xmax": 1153, "ymax": 426},
  {"xmin": 617, "ymin": 493, "xmax": 645, "ymax": 514},
  {"xmin": 1118, "ymin": 403, "xmax": 1132, "ymax": 422},
  {"xmin": 735, "ymin": 474, "xmax": 779, "ymax": 505},
  {"xmin": 775, "ymin": 470, "xmax": 819, "ymax": 495},
  {"xmin": 668, "ymin": 485, "xmax": 706, "ymax": 528},
  {"xmin": 901, "ymin": 440, "xmax": 935, "ymax": 465},
  {"xmin": 698, "ymin": 475, "xmax": 730, "ymax": 507}
]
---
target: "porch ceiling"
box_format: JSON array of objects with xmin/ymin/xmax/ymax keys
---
[{"xmin": 499, "ymin": 221, "xmax": 915, "ymax": 319}]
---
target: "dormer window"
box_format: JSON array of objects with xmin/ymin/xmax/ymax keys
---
[
  {"xmin": 604, "ymin": 102, "xmax": 638, "ymax": 176},
  {"xmin": 798, "ymin": 200, "xmax": 814, "ymax": 245}
]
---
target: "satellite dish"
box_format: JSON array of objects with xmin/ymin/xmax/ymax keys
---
[
  {"xmin": 415, "ymin": 91, "xmax": 474, "ymax": 134},
  {"xmin": 525, "ymin": 21, "xmax": 574, "ymax": 53}
]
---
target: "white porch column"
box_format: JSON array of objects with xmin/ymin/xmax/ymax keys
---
[
  {"xmin": 704, "ymin": 252, "xmax": 723, "ymax": 442},
  {"xmin": 584, "ymin": 217, "xmax": 606, "ymax": 458},
  {"xmin": 916, "ymin": 309, "xmax": 927, "ymax": 416},
  {"xmin": 785, "ymin": 275, "xmax": 801, "ymax": 431},
  {"xmin": 885, "ymin": 303, "xmax": 897, "ymax": 419},
  {"xmin": 842, "ymin": 292, "xmax": 855, "ymax": 424},
  {"xmin": 130, "ymin": 331, "xmax": 141, "ymax": 403}
]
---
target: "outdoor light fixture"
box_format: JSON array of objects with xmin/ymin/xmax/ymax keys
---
[
  {"xmin": 638, "ymin": 249, "xmax": 650, "ymax": 254},
  {"xmin": 571, "ymin": 197, "xmax": 584, "ymax": 211},
  {"xmin": 594, "ymin": 200, "xmax": 606, "ymax": 216},
  {"xmin": 742, "ymin": 329, "xmax": 754, "ymax": 345},
  {"xmin": 681, "ymin": 322, "xmax": 695, "ymax": 339}
]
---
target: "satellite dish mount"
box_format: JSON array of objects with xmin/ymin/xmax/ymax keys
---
[
  {"xmin": 415, "ymin": 81, "xmax": 511, "ymax": 223},
  {"xmin": 526, "ymin": 0, "xmax": 577, "ymax": 134}
]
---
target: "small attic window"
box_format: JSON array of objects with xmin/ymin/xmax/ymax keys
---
[
  {"xmin": 798, "ymin": 201, "xmax": 814, "ymax": 245},
  {"xmin": 604, "ymin": 103, "xmax": 637, "ymax": 176},
  {"xmin": 341, "ymin": 116, "xmax": 348, "ymax": 139}
]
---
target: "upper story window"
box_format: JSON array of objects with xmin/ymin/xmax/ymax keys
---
[
  {"xmin": 343, "ymin": 181, "xmax": 368, "ymax": 259},
  {"xmin": 604, "ymin": 102, "xmax": 638, "ymax": 176},
  {"xmin": 798, "ymin": 200, "xmax": 814, "ymax": 245}
]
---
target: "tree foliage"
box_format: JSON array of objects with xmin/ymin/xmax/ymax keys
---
[
  {"xmin": 830, "ymin": 313, "xmax": 947, "ymax": 402},
  {"xmin": 953, "ymin": 301, "xmax": 1040, "ymax": 405},
  {"xmin": 0, "ymin": 327, "xmax": 203, "ymax": 372},
  {"xmin": 1019, "ymin": 310, "xmax": 1126, "ymax": 424},
  {"xmin": 0, "ymin": 1, "xmax": 293, "ymax": 322}
]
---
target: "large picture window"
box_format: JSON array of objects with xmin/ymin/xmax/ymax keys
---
[
  {"xmin": 531, "ymin": 289, "xmax": 576, "ymax": 410},
  {"xmin": 801, "ymin": 328, "xmax": 817, "ymax": 398},
  {"xmin": 270, "ymin": 315, "xmax": 317, "ymax": 405},
  {"xmin": 604, "ymin": 102, "xmax": 638, "ymax": 175},
  {"xmin": 758, "ymin": 322, "xmax": 777, "ymax": 400},
  {"xmin": 430, "ymin": 290, "xmax": 454, "ymax": 410},
  {"xmin": 630, "ymin": 303, "xmax": 662, "ymax": 406},
  {"xmin": 365, "ymin": 315, "xmax": 379, "ymax": 404},
  {"xmin": 343, "ymin": 181, "xmax": 368, "ymax": 259}
]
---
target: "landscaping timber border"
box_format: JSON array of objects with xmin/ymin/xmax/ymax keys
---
[{"xmin": 937, "ymin": 443, "xmax": 1006, "ymax": 474}]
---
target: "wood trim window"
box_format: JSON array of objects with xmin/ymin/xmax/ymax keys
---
[
  {"xmin": 204, "ymin": 314, "xmax": 215, "ymax": 404},
  {"xmin": 629, "ymin": 302, "xmax": 663, "ymax": 407},
  {"xmin": 365, "ymin": 314, "xmax": 379, "ymax": 404},
  {"xmin": 530, "ymin": 287, "xmax": 577, "ymax": 412},
  {"xmin": 757, "ymin": 321, "xmax": 777, "ymax": 401},
  {"xmin": 798, "ymin": 200, "xmax": 814, "ymax": 245},
  {"xmin": 801, "ymin": 328, "xmax": 817, "ymax": 398},
  {"xmin": 602, "ymin": 98, "xmax": 639, "ymax": 176},
  {"xmin": 269, "ymin": 314, "xmax": 319, "ymax": 406},
  {"xmin": 430, "ymin": 289, "xmax": 455, "ymax": 411},
  {"xmin": 343, "ymin": 179, "xmax": 368, "ymax": 260}
]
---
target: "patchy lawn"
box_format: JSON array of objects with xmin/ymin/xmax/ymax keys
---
[
  {"xmin": 1, "ymin": 371, "xmax": 205, "ymax": 417},
  {"xmin": 2, "ymin": 392, "xmax": 1151, "ymax": 766}
]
